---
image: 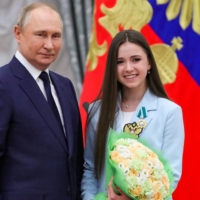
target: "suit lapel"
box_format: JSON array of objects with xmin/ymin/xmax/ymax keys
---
[
  {"xmin": 50, "ymin": 72, "xmax": 74, "ymax": 158},
  {"xmin": 10, "ymin": 57, "xmax": 68, "ymax": 153}
]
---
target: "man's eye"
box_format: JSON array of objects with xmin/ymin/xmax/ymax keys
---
[{"xmin": 53, "ymin": 35, "xmax": 61, "ymax": 38}]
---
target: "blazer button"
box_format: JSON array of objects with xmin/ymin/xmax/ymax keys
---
[{"xmin": 67, "ymin": 189, "xmax": 72, "ymax": 195}]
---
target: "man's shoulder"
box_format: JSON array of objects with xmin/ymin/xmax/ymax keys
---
[
  {"xmin": 49, "ymin": 70, "xmax": 75, "ymax": 91},
  {"xmin": 0, "ymin": 61, "xmax": 10, "ymax": 69},
  {"xmin": 0, "ymin": 63, "xmax": 12, "ymax": 78},
  {"xmin": 49, "ymin": 70, "xmax": 70, "ymax": 82},
  {"xmin": 0, "ymin": 56, "xmax": 18, "ymax": 75}
]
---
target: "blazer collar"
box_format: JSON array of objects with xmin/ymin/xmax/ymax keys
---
[
  {"xmin": 10, "ymin": 57, "xmax": 69, "ymax": 153},
  {"xmin": 115, "ymin": 88, "xmax": 158, "ymax": 132}
]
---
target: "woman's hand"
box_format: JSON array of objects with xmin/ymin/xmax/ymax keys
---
[{"xmin": 107, "ymin": 177, "xmax": 131, "ymax": 200}]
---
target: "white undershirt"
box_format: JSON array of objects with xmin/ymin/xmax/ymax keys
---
[
  {"xmin": 121, "ymin": 111, "xmax": 134, "ymax": 129},
  {"xmin": 15, "ymin": 51, "xmax": 65, "ymax": 131}
]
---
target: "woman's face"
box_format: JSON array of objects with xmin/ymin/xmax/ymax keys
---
[{"xmin": 117, "ymin": 41, "xmax": 151, "ymax": 91}]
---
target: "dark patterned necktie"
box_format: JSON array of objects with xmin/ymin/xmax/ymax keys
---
[{"xmin": 39, "ymin": 71, "xmax": 64, "ymax": 133}]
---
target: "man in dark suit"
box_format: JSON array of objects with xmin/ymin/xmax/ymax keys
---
[{"xmin": 0, "ymin": 2, "xmax": 83, "ymax": 200}]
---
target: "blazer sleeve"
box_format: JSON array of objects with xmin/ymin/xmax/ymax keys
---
[
  {"xmin": 0, "ymin": 79, "xmax": 12, "ymax": 158},
  {"xmin": 81, "ymin": 109, "xmax": 98, "ymax": 200},
  {"xmin": 162, "ymin": 104, "xmax": 184, "ymax": 190}
]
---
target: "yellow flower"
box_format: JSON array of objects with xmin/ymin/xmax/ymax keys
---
[
  {"xmin": 110, "ymin": 151, "xmax": 119, "ymax": 158},
  {"xmin": 148, "ymin": 151, "xmax": 158, "ymax": 159},
  {"xmin": 129, "ymin": 169, "xmax": 138, "ymax": 177},
  {"xmin": 153, "ymin": 181, "xmax": 163, "ymax": 191},
  {"xmin": 130, "ymin": 187, "xmax": 142, "ymax": 196},
  {"xmin": 162, "ymin": 175, "xmax": 170, "ymax": 189},
  {"xmin": 153, "ymin": 191, "xmax": 163, "ymax": 200}
]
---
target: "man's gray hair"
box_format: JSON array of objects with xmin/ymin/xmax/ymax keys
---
[{"xmin": 17, "ymin": 2, "xmax": 63, "ymax": 30}]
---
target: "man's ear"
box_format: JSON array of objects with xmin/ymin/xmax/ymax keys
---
[{"xmin": 14, "ymin": 25, "xmax": 21, "ymax": 43}]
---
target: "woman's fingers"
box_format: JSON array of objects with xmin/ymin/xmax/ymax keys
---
[
  {"xmin": 107, "ymin": 177, "xmax": 117, "ymax": 199},
  {"xmin": 108, "ymin": 177, "xmax": 130, "ymax": 200},
  {"xmin": 116, "ymin": 186, "xmax": 122, "ymax": 194}
]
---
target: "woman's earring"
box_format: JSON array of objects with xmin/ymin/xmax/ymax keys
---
[{"xmin": 147, "ymin": 70, "xmax": 150, "ymax": 74}]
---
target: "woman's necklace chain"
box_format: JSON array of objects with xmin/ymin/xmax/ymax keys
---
[{"xmin": 122, "ymin": 101, "xmax": 130, "ymax": 109}]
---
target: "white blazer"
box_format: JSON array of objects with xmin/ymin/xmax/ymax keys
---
[{"xmin": 81, "ymin": 88, "xmax": 184, "ymax": 200}]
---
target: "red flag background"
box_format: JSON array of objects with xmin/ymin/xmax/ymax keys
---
[{"xmin": 79, "ymin": 0, "xmax": 200, "ymax": 199}]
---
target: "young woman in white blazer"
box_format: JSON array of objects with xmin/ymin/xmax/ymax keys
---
[{"xmin": 81, "ymin": 30, "xmax": 184, "ymax": 200}]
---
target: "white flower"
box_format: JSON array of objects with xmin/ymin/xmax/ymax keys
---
[
  {"xmin": 137, "ymin": 173, "xmax": 147, "ymax": 185},
  {"xmin": 124, "ymin": 167, "xmax": 130, "ymax": 175},
  {"xmin": 140, "ymin": 169, "xmax": 149, "ymax": 178},
  {"xmin": 147, "ymin": 160, "xmax": 153, "ymax": 168},
  {"xmin": 118, "ymin": 162, "xmax": 125, "ymax": 169},
  {"xmin": 145, "ymin": 190, "xmax": 154, "ymax": 198},
  {"xmin": 116, "ymin": 145, "xmax": 132, "ymax": 158}
]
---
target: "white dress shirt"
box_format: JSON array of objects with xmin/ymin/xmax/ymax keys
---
[{"xmin": 15, "ymin": 51, "xmax": 65, "ymax": 131}]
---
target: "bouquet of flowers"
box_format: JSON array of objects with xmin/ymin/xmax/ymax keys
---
[{"xmin": 94, "ymin": 129, "xmax": 173, "ymax": 200}]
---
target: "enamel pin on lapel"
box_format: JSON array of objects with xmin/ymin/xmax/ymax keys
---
[{"xmin": 137, "ymin": 107, "xmax": 147, "ymax": 129}]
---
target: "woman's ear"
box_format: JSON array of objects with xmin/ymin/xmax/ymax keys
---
[{"xmin": 147, "ymin": 62, "xmax": 151, "ymax": 70}]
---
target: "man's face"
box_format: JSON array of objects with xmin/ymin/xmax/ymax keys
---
[{"xmin": 15, "ymin": 7, "xmax": 63, "ymax": 70}]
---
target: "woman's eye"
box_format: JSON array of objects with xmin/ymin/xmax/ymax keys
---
[
  {"xmin": 117, "ymin": 60, "xmax": 123, "ymax": 64},
  {"xmin": 133, "ymin": 58, "xmax": 140, "ymax": 62}
]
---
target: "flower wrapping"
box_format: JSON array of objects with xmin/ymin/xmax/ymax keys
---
[{"xmin": 94, "ymin": 128, "xmax": 173, "ymax": 200}]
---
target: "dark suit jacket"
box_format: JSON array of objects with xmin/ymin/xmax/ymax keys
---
[{"xmin": 0, "ymin": 57, "xmax": 83, "ymax": 200}]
